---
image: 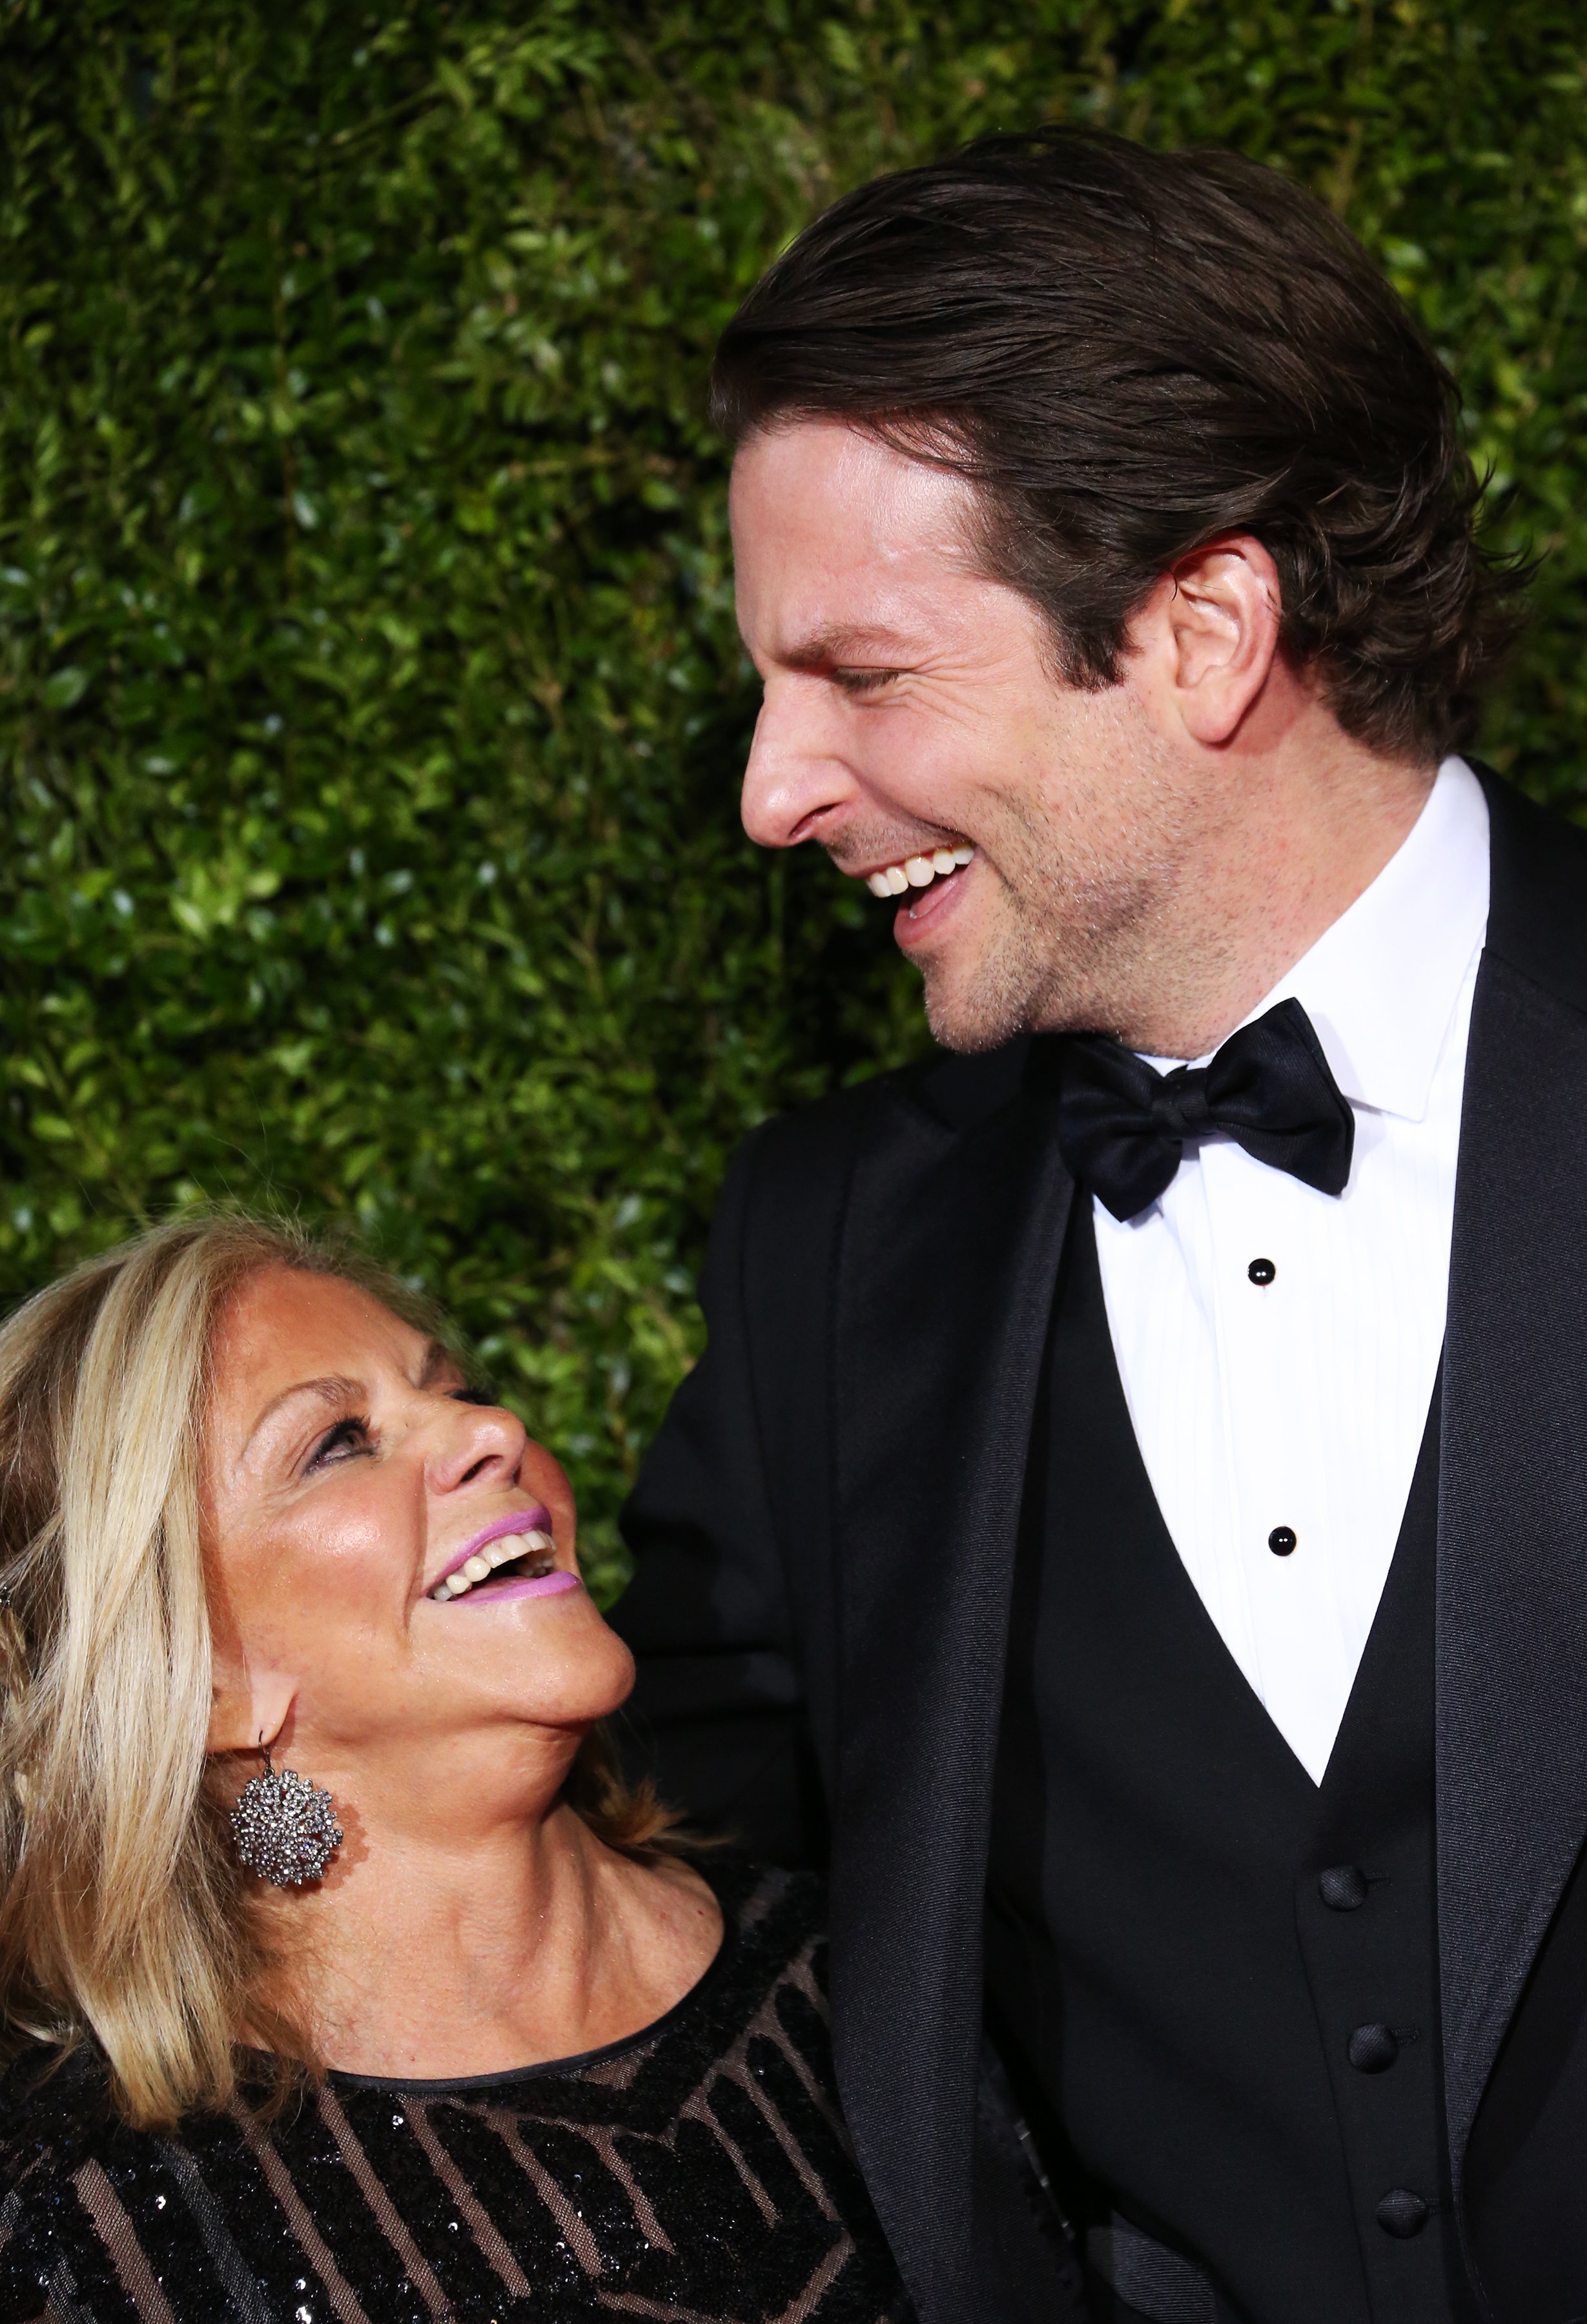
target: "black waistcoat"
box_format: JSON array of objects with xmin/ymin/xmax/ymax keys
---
[{"xmin": 985, "ymin": 1201, "xmax": 1479, "ymax": 2324}]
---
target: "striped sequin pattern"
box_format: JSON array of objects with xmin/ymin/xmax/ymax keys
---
[{"xmin": 0, "ymin": 1866, "xmax": 912, "ymax": 2323}]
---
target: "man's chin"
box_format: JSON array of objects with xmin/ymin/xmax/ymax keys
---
[{"xmin": 920, "ymin": 955, "xmax": 1045, "ymax": 1055}]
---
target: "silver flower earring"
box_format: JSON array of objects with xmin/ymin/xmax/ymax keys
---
[{"xmin": 230, "ymin": 1736, "xmax": 344, "ymax": 1888}]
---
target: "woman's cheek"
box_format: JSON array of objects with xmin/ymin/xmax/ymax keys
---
[{"xmin": 245, "ymin": 1504, "xmax": 407, "ymax": 1661}]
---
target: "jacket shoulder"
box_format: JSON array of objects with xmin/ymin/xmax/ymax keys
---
[
  {"xmin": 708, "ymin": 1040, "xmax": 1034, "ymax": 1339},
  {"xmin": 740, "ymin": 1036, "xmax": 1032, "ymax": 1191},
  {"xmin": 1482, "ymin": 768, "xmax": 1587, "ymax": 1015}
]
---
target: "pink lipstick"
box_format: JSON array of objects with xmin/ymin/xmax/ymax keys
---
[
  {"xmin": 456, "ymin": 1569, "xmax": 580, "ymax": 1605},
  {"xmin": 429, "ymin": 1504, "xmax": 578, "ymax": 1604}
]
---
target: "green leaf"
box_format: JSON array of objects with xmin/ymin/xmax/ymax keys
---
[{"xmin": 41, "ymin": 666, "xmax": 90, "ymax": 711}]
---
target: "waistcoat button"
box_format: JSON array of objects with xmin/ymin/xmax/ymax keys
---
[
  {"xmin": 1348, "ymin": 2023, "xmax": 1399, "ymax": 2072},
  {"xmin": 1318, "ymin": 1864, "xmax": 1369, "ymax": 1910},
  {"xmin": 1376, "ymin": 2189, "xmax": 1429, "ymax": 2237}
]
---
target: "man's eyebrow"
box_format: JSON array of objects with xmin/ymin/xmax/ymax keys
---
[{"xmin": 774, "ymin": 624, "xmax": 917, "ymax": 672}]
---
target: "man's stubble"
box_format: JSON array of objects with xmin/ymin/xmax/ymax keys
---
[{"xmin": 917, "ymin": 729, "xmax": 1233, "ymax": 1057}]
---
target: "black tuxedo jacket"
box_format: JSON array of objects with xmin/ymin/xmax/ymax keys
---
[{"xmin": 611, "ymin": 773, "xmax": 1587, "ymax": 2324}]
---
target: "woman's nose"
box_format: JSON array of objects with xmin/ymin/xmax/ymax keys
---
[{"xmin": 428, "ymin": 1398, "xmax": 527, "ymax": 1494}]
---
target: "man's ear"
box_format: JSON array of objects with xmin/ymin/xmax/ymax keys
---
[{"xmin": 1135, "ymin": 535, "xmax": 1285, "ymax": 746}]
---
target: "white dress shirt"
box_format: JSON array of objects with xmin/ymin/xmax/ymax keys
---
[{"xmin": 1093, "ymin": 757, "xmax": 1490, "ymax": 1784}]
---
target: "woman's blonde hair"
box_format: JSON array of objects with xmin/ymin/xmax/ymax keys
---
[{"xmin": 0, "ymin": 1214, "xmax": 674, "ymax": 2132}]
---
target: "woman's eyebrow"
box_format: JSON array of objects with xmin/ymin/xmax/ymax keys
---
[
  {"xmin": 241, "ymin": 1374, "xmax": 364, "ymax": 1458},
  {"xmin": 240, "ymin": 1341, "xmax": 453, "ymax": 1457}
]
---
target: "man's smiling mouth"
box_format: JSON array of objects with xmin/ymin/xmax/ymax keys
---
[{"xmin": 863, "ymin": 844, "xmax": 975, "ymax": 899}]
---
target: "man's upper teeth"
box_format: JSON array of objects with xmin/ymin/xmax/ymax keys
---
[
  {"xmin": 431, "ymin": 1529, "xmax": 555, "ymax": 1599},
  {"xmin": 866, "ymin": 846, "xmax": 974, "ymax": 899}
]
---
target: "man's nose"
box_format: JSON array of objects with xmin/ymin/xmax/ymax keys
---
[{"xmin": 740, "ymin": 675, "xmax": 859, "ymax": 849}]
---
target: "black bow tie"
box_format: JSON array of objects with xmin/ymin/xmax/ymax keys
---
[{"xmin": 1053, "ymin": 996, "xmax": 1355, "ymax": 1222}]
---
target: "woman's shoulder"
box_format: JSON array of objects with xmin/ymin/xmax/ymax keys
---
[
  {"xmin": 0, "ymin": 2039, "xmax": 116, "ymax": 2163},
  {"xmin": 0, "ymin": 2043, "xmax": 136, "ymax": 2319},
  {"xmin": 656, "ymin": 1851, "xmax": 831, "ymax": 2050},
  {"xmin": 708, "ymin": 1851, "xmax": 827, "ymax": 1957}
]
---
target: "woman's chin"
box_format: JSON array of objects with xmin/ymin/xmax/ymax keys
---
[
  {"xmin": 407, "ymin": 1589, "xmax": 635, "ymax": 1723},
  {"xmin": 323, "ymin": 1678, "xmax": 634, "ymax": 1832}
]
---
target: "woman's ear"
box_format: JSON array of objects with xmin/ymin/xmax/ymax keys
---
[
  {"xmin": 203, "ymin": 1518, "xmax": 298, "ymax": 1754},
  {"xmin": 207, "ymin": 1620, "xmax": 297, "ymax": 1756}
]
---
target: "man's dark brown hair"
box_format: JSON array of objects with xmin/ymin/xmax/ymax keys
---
[{"xmin": 711, "ymin": 130, "xmax": 1521, "ymax": 762}]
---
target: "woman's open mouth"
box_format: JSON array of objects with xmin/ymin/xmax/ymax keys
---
[{"xmin": 428, "ymin": 1507, "xmax": 580, "ymax": 1605}]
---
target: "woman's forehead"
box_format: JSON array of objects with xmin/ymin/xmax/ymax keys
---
[{"xmin": 211, "ymin": 1267, "xmax": 435, "ymax": 1435}]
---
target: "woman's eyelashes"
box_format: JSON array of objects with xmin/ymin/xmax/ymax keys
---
[
  {"xmin": 305, "ymin": 1415, "xmax": 373, "ymax": 1473},
  {"xmin": 301, "ymin": 1384, "xmax": 495, "ymax": 1474}
]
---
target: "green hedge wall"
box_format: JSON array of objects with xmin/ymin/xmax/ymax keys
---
[{"xmin": 3, "ymin": 1, "xmax": 1584, "ymax": 1595}]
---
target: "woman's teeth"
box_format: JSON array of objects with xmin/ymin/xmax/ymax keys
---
[
  {"xmin": 431, "ymin": 1531, "xmax": 556, "ymax": 1600},
  {"xmin": 866, "ymin": 845, "xmax": 974, "ymax": 899}
]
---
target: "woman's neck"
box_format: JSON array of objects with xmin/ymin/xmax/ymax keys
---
[{"xmin": 251, "ymin": 1800, "xmax": 721, "ymax": 2081}]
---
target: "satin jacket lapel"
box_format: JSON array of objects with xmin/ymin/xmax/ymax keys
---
[
  {"xmin": 1440, "ymin": 777, "xmax": 1587, "ymax": 2190},
  {"xmin": 828, "ymin": 1054, "xmax": 1072, "ymax": 2324}
]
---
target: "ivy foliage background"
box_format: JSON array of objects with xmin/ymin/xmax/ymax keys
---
[{"xmin": 2, "ymin": 1, "xmax": 1584, "ymax": 1594}]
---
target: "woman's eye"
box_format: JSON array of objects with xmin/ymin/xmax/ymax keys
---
[
  {"xmin": 449, "ymin": 1385, "xmax": 497, "ymax": 1408},
  {"xmin": 305, "ymin": 1416, "xmax": 371, "ymax": 1471}
]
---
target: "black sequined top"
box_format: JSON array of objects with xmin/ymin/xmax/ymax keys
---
[{"xmin": 0, "ymin": 1862, "xmax": 912, "ymax": 2323}]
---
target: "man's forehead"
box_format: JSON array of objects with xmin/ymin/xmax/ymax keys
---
[
  {"xmin": 730, "ymin": 418, "xmax": 976, "ymax": 548},
  {"xmin": 730, "ymin": 428, "xmax": 985, "ymax": 662}
]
